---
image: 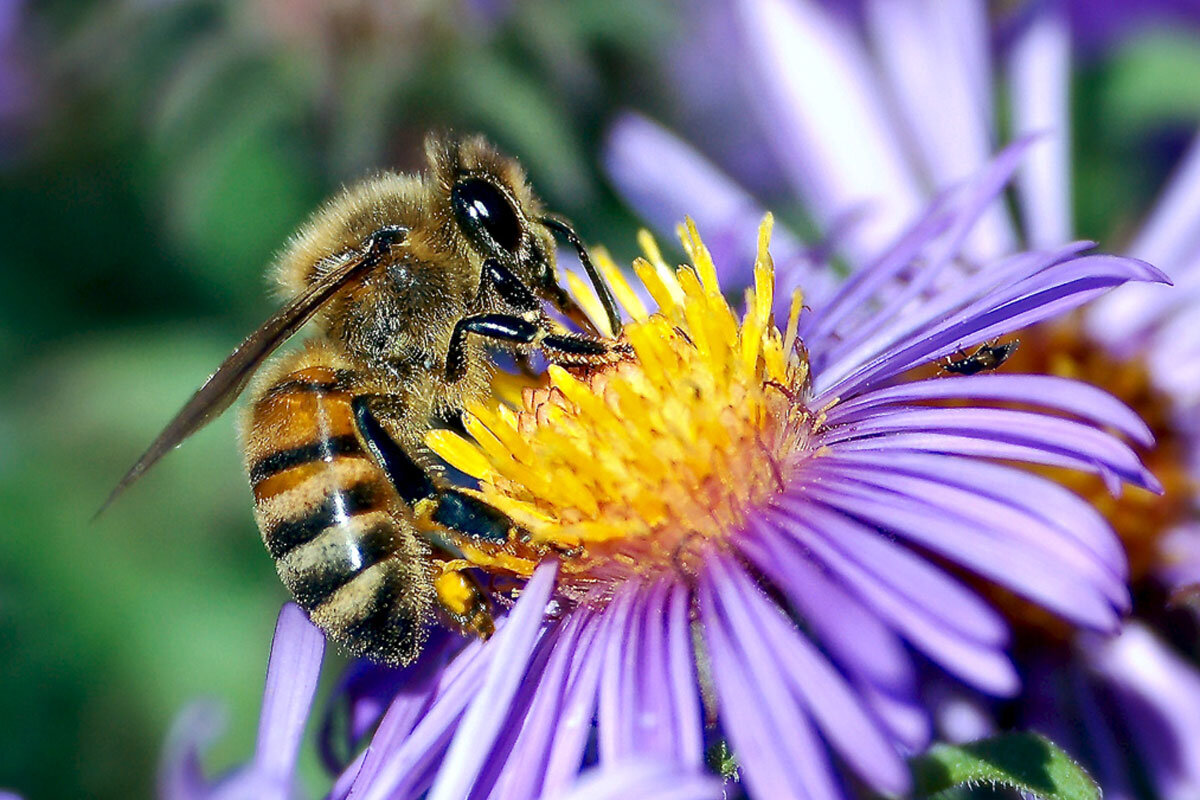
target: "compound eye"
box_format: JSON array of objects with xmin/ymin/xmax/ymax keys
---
[{"xmin": 451, "ymin": 178, "xmax": 523, "ymax": 255}]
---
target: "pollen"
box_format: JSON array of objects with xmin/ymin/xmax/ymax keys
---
[{"xmin": 426, "ymin": 216, "xmax": 815, "ymax": 599}]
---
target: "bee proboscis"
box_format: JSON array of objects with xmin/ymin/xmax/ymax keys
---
[{"xmin": 103, "ymin": 135, "xmax": 627, "ymax": 665}]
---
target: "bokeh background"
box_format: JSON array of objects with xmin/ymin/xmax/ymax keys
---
[{"xmin": 3, "ymin": 1, "xmax": 1200, "ymax": 797}]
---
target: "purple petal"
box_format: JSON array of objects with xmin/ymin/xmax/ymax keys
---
[
  {"xmin": 762, "ymin": 501, "xmax": 1010, "ymax": 646},
  {"xmin": 733, "ymin": 0, "xmax": 924, "ymax": 262},
  {"xmin": 1127, "ymin": 130, "xmax": 1200, "ymax": 276},
  {"xmin": 810, "ymin": 456, "xmax": 1128, "ymax": 602},
  {"xmin": 796, "ymin": 479, "xmax": 1123, "ymax": 633},
  {"xmin": 815, "ymin": 253, "xmax": 1169, "ymax": 400},
  {"xmin": 538, "ymin": 607, "xmax": 609, "ymax": 797},
  {"xmin": 1087, "ymin": 130, "xmax": 1200, "ymax": 346},
  {"xmin": 602, "ymin": 113, "xmax": 840, "ymax": 304},
  {"xmin": 541, "ymin": 763, "xmax": 722, "ymax": 800},
  {"xmin": 598, "ymin": 578, "xmax": 703, "ymax": 768},
  {"xmin": 721, "ymin": 556, "xmax": 911, "ymax": 795},
  {"xmin": 826, "ymin": 373, "xmax": 1154, "ymax": 447},
  {"xmin": 748, "ymin": 508, "xmax": 1020, "ymax": 694},
  {"xmin": 817, "ymin": 449, "xmax": 1126, "ymax": 576},
  {"xmin": 816, "ymin": 238, "xmax": 1090, "ymax": 379},
  {"xmin": 321, "ymin": 631, "xmax": 462, "ymax": 774},
  {"xmin": 346, "ymin": 634, "xmax": 492, "ymax": 799},
  {"xmin": 734, "ymin": 520, "xmax": 930, "ymax": 749},
  {"xmin": 665, "ymin": 580, "xmax": 705, "ymax": 767},
  {"xmin": 864, "ymin": 0, "xmax": 1013, "ymax": 259},
  {"xmin": 1007, "ymin": 5, "xmax": 1072, "ymax": 248},
  {"xmin": 427, "ymin": 561, "xmax": 560, "ymax": 800},
  {"xmin": 159, "ymin": 702, "xmax": 227, "ymax": 800},
  {"xmin": 819, "ymin": 405, "xmax": 1155, "ymax": 491},
  {"xmin": 699, "ymin": 553, "xmax": 842, "ymax": 800},
  {"xmin": 254, "ymin": 604, "xmax": 326, "ymax": 787},
  {"xmin": 1087, "ymin": 624, "xmax": 1200, "ymax": 797},
  {"xmin": 597, "ymin": 580, "xmax": 639, "ymax": 765},
  {"xmin": 1158, "ymin": 522, "xmax": 1200, "ymax": 594},
  {"xmin": 487, "ymin": 608, "xmax": 601, "ymax": 800}
]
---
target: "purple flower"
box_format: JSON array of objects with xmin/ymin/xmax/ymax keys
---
[
  {"xmin": 314, "ymin": 142, "xmax": 1163, "ymax": 799},
  {"xmin": 604, "ymin": 1, "xmax": 1200, "ymax": 796}
]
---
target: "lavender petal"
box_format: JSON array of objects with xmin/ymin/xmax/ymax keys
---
[
  {"xmin": 1008, "ymin": 5, "xmax": 1072, "ymax": 248},
  {"xmin": 427, "ymin": 560, "xmax": 559, "ymax": 800},
  {"xmin": 699, "ymin": 552, "xmax": 842, "ymax": 800},
  {"xmin": 722, "ymin": 556, "xmax": 911, "ymax": 795},
  {"xmin": 827, "ymin": 373, "xmax": 1154, "ymax": 447},
  {"xmin": 732, "ymin": 0, "xmax": 924, "ymax": 262},
  {"xmin": 541, "ymin": 763, "xmax": 722, "ymax": 800}
]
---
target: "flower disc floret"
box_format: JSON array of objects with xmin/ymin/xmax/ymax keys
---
[{"xmin": 430, "ymin": 217, "xmax": 814, "ymax": 595}]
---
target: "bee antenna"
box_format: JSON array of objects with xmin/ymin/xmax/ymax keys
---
[{"xmin": 540, "ymin": 214, "xmax": 623, "ymax": 337}]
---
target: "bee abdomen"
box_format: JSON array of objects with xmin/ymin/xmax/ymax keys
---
[{"xmin": 244, "ymin": 362, "xmax": 432, "ymax": 664}]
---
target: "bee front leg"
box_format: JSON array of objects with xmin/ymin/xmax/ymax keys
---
[{"xmin": 445, "ymin": 313, "xmax": 627, "ymax": 383}]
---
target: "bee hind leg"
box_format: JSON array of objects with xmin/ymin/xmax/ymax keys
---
[{"xmin": 353, "ymin": 396, "xmax": 510, "ymax": 637}]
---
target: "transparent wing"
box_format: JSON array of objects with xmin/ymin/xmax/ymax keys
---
[{"xmin": 98, "ymin": 232, "xmax": 402, "ymax": 515}]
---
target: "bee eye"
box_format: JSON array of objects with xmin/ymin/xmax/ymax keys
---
[{"xmin": 451, "ymin": 178, "xmax": 522, "ymax": 255}]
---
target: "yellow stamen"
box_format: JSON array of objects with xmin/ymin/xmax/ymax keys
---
[{"xmin": 426, "ymin": 217, "xmax": 815, "ymax": 599}]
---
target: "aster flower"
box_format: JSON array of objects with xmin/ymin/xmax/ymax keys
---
[
  {"xmin": 604, "ymin": 0, "xmax": 1200, "ymax": 796},
  {"xmin": 253, "ymin": 140, "xmax": 1160, "ymax": 800}
]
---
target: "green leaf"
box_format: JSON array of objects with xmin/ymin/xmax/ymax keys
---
[{"xmin": 910, "ymin": 733, "xmax": 1100, "ymax": 800}]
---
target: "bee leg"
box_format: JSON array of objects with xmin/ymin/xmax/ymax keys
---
[
  {"xmin": 353, "ymin": 396, "xmax": 511, "ymax": 636},
  {"xmin": 432, "ymin": 560, "xmax": 495, "ymax": 639},
  {"xmin": 482, "ymin": 258, "xmax": 539, "ymax": 311},
  {"xmin": 482, "ymin": 257, "xmax": 612, "ymax": 339},
  {"xmin": 445, "ymin": 313, "xmax": 626, "ymax": 382}
]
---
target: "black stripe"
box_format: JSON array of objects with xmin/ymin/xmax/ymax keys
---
[
  {"xmin": 289, "ymin": 522, "xmax": 397, "ymax": 609},
  {"xmin": 265, "ymin": 481, "xmax": 383, "ymax": 558},
  {"xmin": 268, "ymin": 369, "xmax": 356, "ymax": 397},
  {"xmin": 336, "ymin": 570, "xmax": 424, "ymax": 664},
  {"xmin": 250, "ymin": 434, "xmax": 364, "ymax": 484}
]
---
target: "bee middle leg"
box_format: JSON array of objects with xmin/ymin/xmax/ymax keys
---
[{"xmin": 352, "ymin": 395, "xmax": 508, "ymax": 639}]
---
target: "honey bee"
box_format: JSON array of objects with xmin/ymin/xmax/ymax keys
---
[
  {"xmin": 103, "ymin": 135, "xmax": 627, "ymax": 665},
  {"xmin": 940, "ymin": 339, "xmax": 1019, "ymax": 376}
]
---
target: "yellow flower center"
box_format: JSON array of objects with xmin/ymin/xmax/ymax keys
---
[{"xmin": 427, "ymin": 217, "xmax": 815, "ymax": 600}]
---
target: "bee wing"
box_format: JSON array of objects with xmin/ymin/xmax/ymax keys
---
[{"xmin": 98, "ymin": 239, "xmax": 393, "ymax": 516}]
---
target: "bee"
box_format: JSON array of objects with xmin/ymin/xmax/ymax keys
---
[
  {"xmin": 103, "ymin": 135, "xmax": 628, "ymax": 665},
  {"xmin": 940, "ymin": 339, "xmax": 1019, "ymax": 376}
]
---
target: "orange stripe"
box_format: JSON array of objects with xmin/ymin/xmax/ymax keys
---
[{"xmin": 252, "ymin": 453, "xmax": 375, "ymax": 501}]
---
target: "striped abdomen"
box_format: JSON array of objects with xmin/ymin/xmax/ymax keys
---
[{"xmin": 243, "ymin": 361, "xmax": 432, "ymax": 665}]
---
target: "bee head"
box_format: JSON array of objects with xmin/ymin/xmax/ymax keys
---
[{"xmin": 426, "ymin": 133, "xmax": 560, "ymax": 304}]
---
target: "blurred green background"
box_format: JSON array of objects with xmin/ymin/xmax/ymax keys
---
[{"xmin": 3, "ymin": 1, "xmax": 1200, "ymax": 798}]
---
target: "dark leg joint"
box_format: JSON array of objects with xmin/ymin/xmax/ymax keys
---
[
  {"xmin": 542, "ymin": 334, "xmax": 610, "ymax": 357},
  {"xmin": 483, "ymin": 258, "xmax": 540, "ymax": 311},
  {"xmin": 432, "ymin": 489, "xmax": 513, "ymax": 542},
  {"xmin": 446, "ymin": 313, "xmax": 539, "ymax": 382}
]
